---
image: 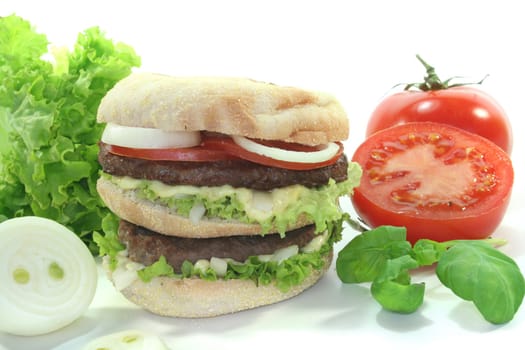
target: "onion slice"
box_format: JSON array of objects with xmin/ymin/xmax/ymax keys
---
[
  {"xmin": 83, "ymin": 329, "xmax": 168, "ymax": 350},
  {"xmin": 189, "ymin": 202, "xmax": 206, "ymax": 224},
  {"xmin": 0, "ymin": 217, "xmax": 98, "ymax": 336},
  {"xmin": 232, "ymin": 136, "xmax": 340, "ymax": 164},
  {"xmin": 272, "ymin": 245, "xmax": 299, "ymax": 263},
  {"xmin": 101, "ymin": 123, "xmax": 201, "ymax": 149}
]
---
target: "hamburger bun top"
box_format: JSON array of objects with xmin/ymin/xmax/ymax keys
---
[{"xmin": 97, "ymin": 73, "xmax": 349, "ymax": 145}]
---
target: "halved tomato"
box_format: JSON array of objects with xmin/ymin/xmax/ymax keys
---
[{"xmin": 350, "ymin": 122, "xmax": 514, "ymax": 243}]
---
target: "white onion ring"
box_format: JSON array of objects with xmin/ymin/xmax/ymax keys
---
[
  {"xmin": 0, "ymin": 217, "xmax": 97, "ymax": 336},
  {"xmin": 232, "ymin": 136, "xmax": 339, "ymax": 163},
  {"xmin": 101, "ymin": 123, "xmax": 201, "ymax": 149}
]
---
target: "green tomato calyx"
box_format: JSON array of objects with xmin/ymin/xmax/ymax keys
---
[{"xmin": 404, "ymin": 54, "xmax": 488, "ymax": 91}]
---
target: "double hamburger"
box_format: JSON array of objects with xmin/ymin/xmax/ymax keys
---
[{"xmin": 95, "ymin": 73, "xmax": 362, "ymax": 317}]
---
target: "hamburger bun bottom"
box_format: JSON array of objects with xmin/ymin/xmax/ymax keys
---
[{"xmin": 104, "ymin": 251, "xmax": 333, "ymax": 318}]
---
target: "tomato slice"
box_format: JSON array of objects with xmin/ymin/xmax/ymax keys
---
[
  {"xmin": 351, "ymin": 122, "xmax": 513, "ymax": 243},
  {"xmin": 103, "ymin": 142, "xmax": 236, "ymax": 162},
  {"xmin": 202, "ymin": 137, "xmax": 344, "ymax": 170},
  {"xmin": 103, "ymin": 135, "xmax": 344, "ymax": 170}
]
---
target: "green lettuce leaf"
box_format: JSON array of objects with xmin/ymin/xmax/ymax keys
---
[
  {"xmin": 92, "ymin": 213, "xmax": 122, "ymax": 269},
  {"xmin": 136, "ymin": 256, "xmax": 177, "ymax": 282},
  {"xmin": 0, "ymin": 15, "xmax": 140, "ymax": 254}
]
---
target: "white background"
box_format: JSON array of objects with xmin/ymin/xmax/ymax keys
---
[{"xmin": 1, "ymin": 1, "xmax": 524, "ymax": 349}]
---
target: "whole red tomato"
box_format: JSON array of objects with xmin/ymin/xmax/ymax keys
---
[{"xmin": 366, "ymin": 56, "xmax": 513, "ymax": 154}]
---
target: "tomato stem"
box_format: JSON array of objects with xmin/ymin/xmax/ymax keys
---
[
  {"xmin": 404, "ymin": 54, "xmax": 489, "ymax": 91},
  {"xmin": 414, "ymin": 54, "xmax": 446, "ymax": 91}
]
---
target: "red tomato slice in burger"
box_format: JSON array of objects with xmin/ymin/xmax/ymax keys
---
[
  {"xmin": 103, "ymin": 142, "xmax": 236, "ymax": 162},
  {"xmin": 104, "ymin": 135, "xmax": 343, "ymax": 170},
  {"xmin": 351, "ymin": 122, "xmax": 513, "ymax": 243}
]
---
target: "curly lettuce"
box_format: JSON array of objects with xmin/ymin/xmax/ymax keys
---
[{"xmin": 0, "ymin": 15, "xmax": 141, "ymax": 254}]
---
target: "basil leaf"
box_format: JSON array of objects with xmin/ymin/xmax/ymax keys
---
[
  {"xmin": 375, "ymin": 255, "xmax": 420, "ymax": 283},
  {"xmin": 411, "ymin": 239, "xmax": 447, "ymax": 266},
  {"xmin": 371, "ymin": 280, "xmax": 425, "ymax": 314},
  {"xmin": 436, "ymin": 241, "xmax": 525, "ymax": 324},
  {"xmin": 336, "ymin": 225, "xmax": 412, "ymax": 283},
  {"xmin": 370, "ymin": 255, "xmax": 425, "ymax": 314}
]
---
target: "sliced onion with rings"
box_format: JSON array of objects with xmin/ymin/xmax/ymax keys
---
[
  {"xmin": 232, "ymin": 136, "xmax": 340, "ymax": 163},
  {"xmin": 0, "ymin": 217, "xmax": 98, "ymax": 336},
  {"xmin": 101, "ymin": 123, "xmax": 201, "ymax": 149}
]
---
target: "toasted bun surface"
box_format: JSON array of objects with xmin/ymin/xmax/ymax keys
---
[
  {"xmin": 105, "ymin": 251, "xmax": 332, "ymax": 318},
  {"xmin": 96, "ymin": 177, "xmax": 313, "ymax": 238},
  {"xmin": 97, "ymin": 73, "xmax": 348, "ymax": 145}
]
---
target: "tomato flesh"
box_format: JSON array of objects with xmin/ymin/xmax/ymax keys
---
[
  {"xmin": 351, "ymin": 122, "xmax": 513, "ymax": 243},
  {"xmin": 366, "ymin": 87, "xmax": 513, "ymax": 154}
]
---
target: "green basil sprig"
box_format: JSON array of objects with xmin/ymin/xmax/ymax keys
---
[{"xmin": 336, "ymin": 225, "xmax": 525, "ymax": 324}]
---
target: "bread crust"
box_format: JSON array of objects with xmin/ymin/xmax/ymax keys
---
[
  {"xmin": 96, "ymin": 177, "xmax": 314, "ymax": 238},
  {"xmin": 97, "ymin": 73, "xmax": 348, "ymax": 145},
  {"xmin": 105, "ymin": 251, "xmax": 332, "ymax": 318}
]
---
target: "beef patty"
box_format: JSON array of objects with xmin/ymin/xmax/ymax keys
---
[
  {"xmin": 119, "ymin": 220, "xmax": 318, "ymax": 272},
  {"xmin": 99, "ymin": 142, "xmax": 348, "ymax": 191}
]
